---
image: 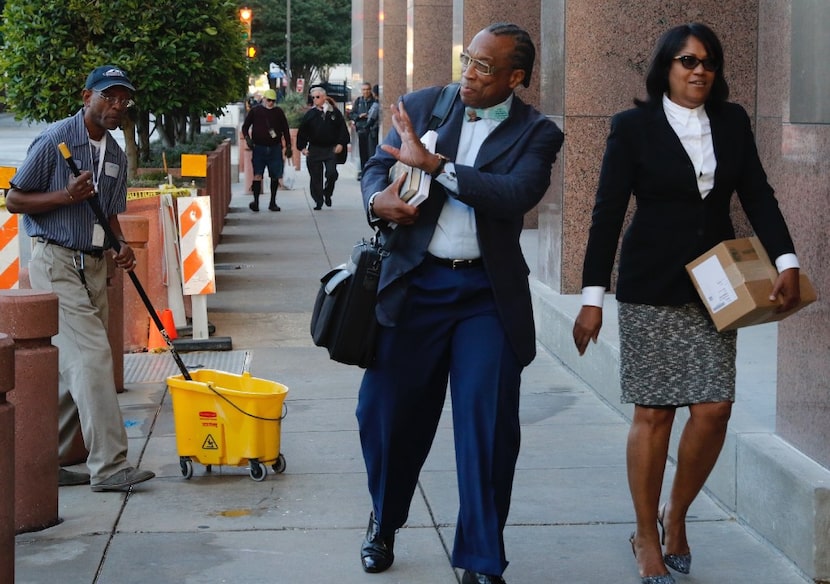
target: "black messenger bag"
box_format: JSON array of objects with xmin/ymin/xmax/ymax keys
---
[{"xmin": 310, "ymin": 236, "xmax": 386, "ymax": 368}]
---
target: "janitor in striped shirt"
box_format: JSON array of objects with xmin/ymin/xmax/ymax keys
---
[{"xmin": 6, "ymin": 65, "xmax": 155, "ymax": 493}]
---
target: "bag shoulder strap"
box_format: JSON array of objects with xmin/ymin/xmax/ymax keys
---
[
  {"xmin": 427, "ymin": 83, "xmax": 460, "ymax": 131},
  {"xmin": 374, "ymin": 84, "xmax": 458, "ymax": 252}
]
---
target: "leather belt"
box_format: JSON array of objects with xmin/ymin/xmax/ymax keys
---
[
  {"xmin": 427, "ymin": 254, "xmax": 483, "ymax": 270},
  {"xmin": 37, "ymin": 237, "xmax": 105, "ymax": 258}
]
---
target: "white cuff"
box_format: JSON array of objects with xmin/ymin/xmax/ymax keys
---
[
  {"xmin": 434, "ymin": 162, "xmax": 458, "ymax": 193},
  {"xmin": 581, "ymin": 286, "xmax": 607, "ymax": 308},
  {"xmin": 367, "ymin": 192, "xmax": 382, "ymax": 223},
  {"xmin": 775, "ymin": 253, "xmax": 799, "ymax": 273}
]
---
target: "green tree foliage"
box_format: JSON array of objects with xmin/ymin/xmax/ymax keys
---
[
  {"xmin": 0, "ymin": 0, "xmax": 249, "ymax": 171},
  {"xmin": 244, "ymin": 0, "xmax": 351, "ymax": 90}
]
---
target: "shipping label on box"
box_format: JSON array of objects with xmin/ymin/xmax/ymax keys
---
[{"xmin": 686, "ymin": 237, "xmax": 817, "ymax": 331}]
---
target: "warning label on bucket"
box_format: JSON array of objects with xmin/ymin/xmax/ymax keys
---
[{"xmin": 202, "ymin": 435, "xmax": 219, "ymax": 450}]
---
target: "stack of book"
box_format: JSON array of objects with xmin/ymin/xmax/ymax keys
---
[{"xmin": 389, "ymin": 130, "xmax": 438, "ymax": 207}]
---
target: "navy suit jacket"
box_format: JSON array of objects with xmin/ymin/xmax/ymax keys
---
[
  {"xmin": 361, "ymin": 85, "xmax": 564, "ymax": 366},
  {"xmin": 582, "ymin": 101, "xmax": 795, "ymax": 306}
]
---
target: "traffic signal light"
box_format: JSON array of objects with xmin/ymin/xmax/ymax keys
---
[
  {"xmin": 246, "ymin": 43, "xmax": 258, "ymax": 59},
  {"xmin": 239, "ymin": 7, "xmax": 252, "ymax": 40}
]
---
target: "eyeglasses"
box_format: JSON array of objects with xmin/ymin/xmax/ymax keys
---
[
  {"xmin": 95, "ymin": 90, "xmax": 135, "ymax": 108},
  {"xmin": 673, "ymin": 55, "xmax": 719, "ymax": 72},
  {"xmin": 311, "ymin": 94, "xmax": 324, "ymax": 100},
  {"xmin": 265, "ymin": 98, "xmax": 275, "ymax": 102},
  {"xmin": 460, "ymin": 52, "xmax": 496, "ymax": 76}
]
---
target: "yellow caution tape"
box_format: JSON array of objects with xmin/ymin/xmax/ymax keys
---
[
  {"xmin": 126, "ymin": 187, "xmax": 192, "ymax": 201},
  {"xmin": 1, "ymin": 185, "xmax": 191, "ymax": 207}
]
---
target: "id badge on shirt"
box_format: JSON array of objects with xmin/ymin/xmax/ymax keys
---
[{"xmin": 92, "ymin": 223, "xmax": 105, "ymax": 248}]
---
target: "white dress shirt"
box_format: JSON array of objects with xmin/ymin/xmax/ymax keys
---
[{"xmin": 427, "ymin": 95, "xmax": 513, "ymax": 260}]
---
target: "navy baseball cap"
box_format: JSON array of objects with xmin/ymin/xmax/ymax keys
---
[{"xmin": 85, "ymin": 65, "xmax": 135, "ymax": 93}]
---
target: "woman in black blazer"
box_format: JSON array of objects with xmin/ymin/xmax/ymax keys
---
[{"xmin": 573, "ymin": 23, "xmax": 801, "ymax": 584}]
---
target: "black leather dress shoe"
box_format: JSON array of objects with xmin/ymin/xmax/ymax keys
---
[
  {"xmin": 360, "ymin": 512, "xmax": 394, "ymax": 573},
  {"xmin": 461, "ymin": 570, "xmax": 506, "ymax": 584}
]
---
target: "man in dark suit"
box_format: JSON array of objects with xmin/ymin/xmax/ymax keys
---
[
  {"xmin": 349, "ymin": 81, "xmax": 377, "ymax": 179},
  {"xmin": 356, "ymin": 23, "xmax": 564, "ymax": 584},
  {"xmin": 296, "ymin": 86, "xmax": 350, "ymax": 209}
]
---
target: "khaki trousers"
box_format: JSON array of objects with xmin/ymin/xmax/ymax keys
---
[{"xmin": 29, "ymin": 241, "xmax": 129, "ymax": 482}]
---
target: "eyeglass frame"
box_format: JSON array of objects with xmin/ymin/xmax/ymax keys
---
[
  {"xmin": 311, "ymin": 94, "xmax": 325, "ymax": 100},
  {"xmin": 94, "ymin": 90, "xmax": 135, "ymax": 108},
  {"xmin": 460, "ymin": 52, "xmax": 497, "ymax": 76},
  {"xmin": 673, "ymin": 55, "xmax": 720, "ymax": 72}
]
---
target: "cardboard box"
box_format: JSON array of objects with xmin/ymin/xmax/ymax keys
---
[{"xmin": 686, "ymin": 237, "xmax": 817, "ymax": 331}]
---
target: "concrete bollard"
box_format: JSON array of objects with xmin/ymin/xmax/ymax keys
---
[
  {"xmin": 0, "ymin": 290, "xmax": 60, "ymax": 534},
  {"xmin": 120, "ymin": 214, "xmax": 150, "ymax": 352},
  {"xmin": 0, "ymin": 334, "xmax": 16, "ymax": 583}
]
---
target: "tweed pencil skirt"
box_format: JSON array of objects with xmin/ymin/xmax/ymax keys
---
[{"xmin": 618, "ymin": 302, "xmax": 737, "ymax": 406}]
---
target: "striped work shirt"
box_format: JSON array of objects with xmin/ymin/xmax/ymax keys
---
[{"xmin": 10, "ymin": 108, "xmax": 128, "ymax": 250}]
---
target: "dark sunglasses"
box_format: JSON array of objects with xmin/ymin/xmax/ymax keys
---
[
  {"xmin": 673, "ymin": 55, "xmax": 719, "ymax": 72},
  {"xmin": 265, "ymin": 98, "xmax": 275, "ymax": 102}
]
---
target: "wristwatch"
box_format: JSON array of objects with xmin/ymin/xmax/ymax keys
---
[
  {"xmin": 430, "ymin": 154, "xmax": 450, "ymax": 179},
  {"xmin": 367, "ymin": 192, "xmax": 382, "ymax": 224}
]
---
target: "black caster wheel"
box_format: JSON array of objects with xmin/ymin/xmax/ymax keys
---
[
  {"xmin": 249, "ymin": 460, "xmax": 267, "ymax": 482},
  {"xmin": 272, "ymin": 454, "xmax": 286, "ymax": 474},
  {"xmin": 179, "ymin": 457, "xmax": 193, "ymax": 480}
]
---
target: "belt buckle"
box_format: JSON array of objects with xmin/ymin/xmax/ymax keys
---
[{"xmin": 451, "ymin": 259, "xmax": 466, "ymax": 270}]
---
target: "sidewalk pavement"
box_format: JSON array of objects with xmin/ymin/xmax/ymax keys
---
[{"xmin": 13, "ymin": 157, "xmax": 810, "ymax": 583}]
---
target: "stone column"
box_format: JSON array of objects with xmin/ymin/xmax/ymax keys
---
[
  {"xmin": 758, "ymin": 1, "xmax": 830, "ymax": 469},
  {"xmin": 0, "ymin": 334, "xmax": 15, "ymax": 583},
  {"xmin": 379, "ymin": 0, "xmax": 407, "ymax": 133},
  {"xmin": 363, "ymin": 0, "xmax": 380, "ymax": 92},
  {"xmin": 120, "ymin": 214, "xmax": 150, "ymax": 353},
  {"xmin": 537, "ymin": 0, "xmax": 565, "ymax": 283},
  {"xmin": 0, "ymin": 290, "xmax": 60, "ymax": 533},
  {"xmin": 407, "ymin": 0, "xmax": 453, "ymax": 90}
]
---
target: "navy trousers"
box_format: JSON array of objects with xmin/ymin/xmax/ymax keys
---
[{"xmin": 356, "ymin": 258, "xmax": 522, "ymax": 576}]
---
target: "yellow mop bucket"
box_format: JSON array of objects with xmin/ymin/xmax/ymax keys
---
[{"xmin": 167, "ymin": 367, "xmax": 288, "ymax": 481}]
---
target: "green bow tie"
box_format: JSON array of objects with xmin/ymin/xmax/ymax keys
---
[{"xmin": 466, "ymin": 105, "xmax": 509, "ymax": 122}]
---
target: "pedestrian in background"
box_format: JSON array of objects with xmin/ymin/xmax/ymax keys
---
[
  {"xmin": 296, "ymin": 86, "xmax": 350, "ymax": 210},
  {"xmin": 349, "ymin": 81, "xmax": 377, "ymax": 179},
  {"xmin": 366, "ymin": 84, "xmax": 381, "ymax": 162},
  {"xmin": 572, "ymin": 23, "xmax": 801, "ymax": 584},
  {"xmin": 356, "ymin": 23, "xmax": 563, "ymax": 584},
  {"xmin": 241, "ymin": 88, "xmax": 292, "ymax": 212},
  {"xmin": 5, "ymin": 65, "xmax": 156, "ymax": 493},
  {"xmin": 240, "ymin": 90, "xmax": 264, "ymax": 195}
]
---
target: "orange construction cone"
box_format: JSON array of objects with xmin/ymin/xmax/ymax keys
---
[
  {"xmin": 147, "ymin": 309, "xmax": 175, "ymax": 351},
  {"xmin": 160, "ymin": 308, "xmax": 177, "ymax": 340}
]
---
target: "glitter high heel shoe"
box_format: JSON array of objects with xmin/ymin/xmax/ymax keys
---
[
  {"xmin": 658, "ymin": 504, "xmax": 692, "ymax": 574},
  {"xmin": 629, "ymin": 533, "xmax": 676, "ymax": 584}
]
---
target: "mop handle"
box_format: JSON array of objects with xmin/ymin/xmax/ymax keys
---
[{"xmin": 58, "ymin": 142, "xmax": 192, "ymax": 380}]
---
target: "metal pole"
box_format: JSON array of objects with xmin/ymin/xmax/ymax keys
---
[{"xmin": 286, "ymin": 0, "xmax": 291, "ymax": 92}]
